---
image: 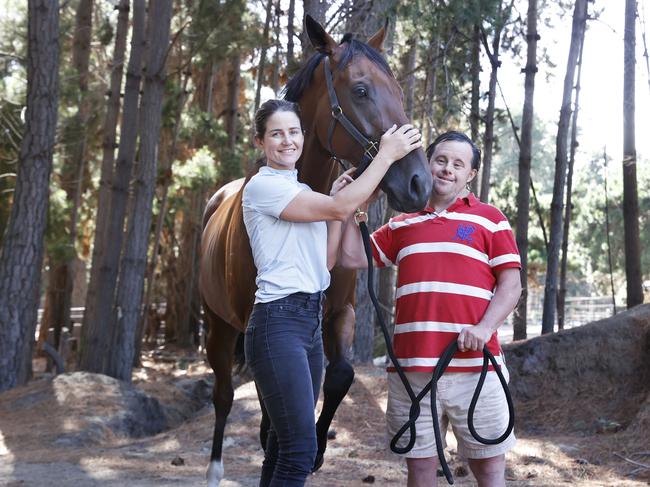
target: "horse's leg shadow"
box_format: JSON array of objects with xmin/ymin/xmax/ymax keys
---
[
  {"xmin": 314, "ymin": 302, "xmax": 356, "ymax": 472},
  {"xmin": 204, "ymin": 306, "xmax": 239, "ymax": 487}
]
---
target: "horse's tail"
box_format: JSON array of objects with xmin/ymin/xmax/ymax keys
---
[{"xmin": 233, "ymin": 332, "xmax": 246, "ymax": 375}]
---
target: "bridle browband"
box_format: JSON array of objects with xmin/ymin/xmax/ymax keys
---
[{"xmin": 323, "ymin": 57, "xmax": 380, "ymax": 177}]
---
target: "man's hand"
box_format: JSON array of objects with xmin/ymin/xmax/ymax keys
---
[{"xmin": 457, "ymin": 324, "xmax": 493, "ymax": 352}]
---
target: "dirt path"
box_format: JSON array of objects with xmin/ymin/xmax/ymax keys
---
[{"xmin": 1, "ymin": 356, "xmax": 648, "ymax": 487}]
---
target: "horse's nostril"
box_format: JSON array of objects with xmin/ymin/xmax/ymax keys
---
[{"xmin": 410, "ymin": 174, "xmax": 423, "ymax": 198}]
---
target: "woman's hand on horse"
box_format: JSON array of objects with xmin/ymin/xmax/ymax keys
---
[
  {"xmin": 330, "ymin": 168, "xmax": 356, "ymax": 196},
  {"xmin": 376, "ymin": 124, "xmax": 423, "ymax": 163}
]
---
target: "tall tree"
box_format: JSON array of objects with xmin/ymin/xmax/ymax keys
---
[
  {"xmin": 45, "ymin": 0, "xmax": 94, "ymax": 350},
  {"xmin": 541, "ymin": 0, "xmax": 588, "ymax": 334},
  {"xmin": 79, "ymin": 0, "xmax": 146, "ymax": 373},
  {"xmin": 85, "ymin": 0, "xmax": 130, "ymax": 351},
  {"xmin": 253, "ymin": 0, "xmax": 274, "ymax": 115},
  {"xmin": 469, "ymin": 23, "xmax": 481, "ymax": 195},
  {"xmin": 108, "ymin": 0, "xmax": 173, "ymax": 381},
  {"xmin": 558, "ymin": 35, "xmax": 585, "ymax": 330},
  {"xmin": 0, "ymin": 0, "xmax": 59, "ymax": 391},
  {"xmin": 622, "ymin": 0, "xmax": 643, "ymax": 307},
  {"xmin": 512, "ymin": 0, "xmax": 538, "ymax": 341},
  {"xmin": 479, "ymin": 0, "xmax": 514, "ymax": 204}
]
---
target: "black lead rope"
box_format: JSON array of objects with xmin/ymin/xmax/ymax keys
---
[{"xmin": 356, "ymin": 220, "xmax": 515, "ymax": 485}]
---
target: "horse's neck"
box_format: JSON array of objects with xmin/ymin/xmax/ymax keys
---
[{"xmin": 298, "ymin": 123, "xmax": 338, "ymax": 195}]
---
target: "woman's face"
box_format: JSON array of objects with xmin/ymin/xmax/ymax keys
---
[{"xmin": 256, "ymin": 110, "xmax": 304, "ymax": 170}]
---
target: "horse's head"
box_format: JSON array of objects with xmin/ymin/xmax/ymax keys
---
[{"xmin": 284, "ymin": 16, "xmax": 432, "ymax": 213}]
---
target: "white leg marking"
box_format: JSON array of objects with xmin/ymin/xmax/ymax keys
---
[{"xmin": 206, "ymin": 459, "xmax": 223, "ymax": 487}]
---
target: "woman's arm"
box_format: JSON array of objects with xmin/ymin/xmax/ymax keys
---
[
  {"xmin": 280, "ymin": 124, "xmax": 421, "ymax": 222},
  {"xmin": 337, "ymin": 210, "xmax": 369, "ymax": 269}
]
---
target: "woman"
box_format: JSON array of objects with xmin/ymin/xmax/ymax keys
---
[{"xmin": 242, "ymin": 99, "xmax": 421, "ymax": 486}]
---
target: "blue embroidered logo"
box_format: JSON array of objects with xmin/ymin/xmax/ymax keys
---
[{"xmin": 453, "ymin": 224, "xmax": 476, "ymax": 243}]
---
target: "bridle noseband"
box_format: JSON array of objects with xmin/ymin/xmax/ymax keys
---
[{"xmin": 323, "ymin": 57, "xmax": 380, "ymax": 176}]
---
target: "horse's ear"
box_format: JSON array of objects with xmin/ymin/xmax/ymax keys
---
[
  {"xmin": 305, "ymin": 15, "xmax": 338, "ymax": 55},
  {"xmin": 367, "ymin": 18, "xmax": 389, "ymax": 52}
]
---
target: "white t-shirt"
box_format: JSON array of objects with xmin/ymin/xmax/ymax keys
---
[{"xmin": 242, "ymin": 166, "xmax": 330, "ymax": 303}]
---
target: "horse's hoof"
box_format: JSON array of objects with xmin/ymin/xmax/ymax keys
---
[{"xmin": 312, "ymin": 453, "xmax": 324, "ymax": 472}]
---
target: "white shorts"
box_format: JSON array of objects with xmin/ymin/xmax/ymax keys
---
[{"xmin": 386, "ymin": 368, "xmax": 516, "ymax": 459}]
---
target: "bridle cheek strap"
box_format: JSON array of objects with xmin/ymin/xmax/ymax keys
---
[{"xmin": 323, "ymin": 57, "xmax": 379, "ymax": 178}]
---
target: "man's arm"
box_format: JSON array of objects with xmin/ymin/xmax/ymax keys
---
[{"xmin": 457, "ymin": 267, "xmax": 522, "ymax": 352}]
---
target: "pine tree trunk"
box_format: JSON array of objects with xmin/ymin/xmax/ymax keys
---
[
  {"xmin": 286, "ymin": 0, "xmax": 296, "ymax": 70},
  {"xmin": 623, "ymin": 0, "xmax": 643, "ymax": 308},
  {"xmin": 253, "ymin": 0, "xmax": 274, "ymax": 115},
  {"xmin": 512, "ymin": 0, "xmax": 538, "ymax": 341},
  {"xmin": 79, "ymin": 0, "xmax": 146, "ymax": 373},
  {"xmin": 541, "ymin": 0, "xmax": 588, "ymax": 334},
  {"xmin": 558, "ymin": 37, "xmax": 584, "ymax": 330},
  {"xmin": 469, "ymin": 24, "xmax": 481, "ymax": 194},
  {"xmin": 479, "ymin": 24, "xmax": 502, "ymax": 204},
  {"xmin": 271, "ymin": 0, "xmax": 281, "ymax": 95},
  {"xmin": 0, "ymin": 0, "xmax": 59, "ymax": 392},
  {"xmin": 43, "ymin": 0, "xmax": 93, "ymax": 351},
  {"xmin": 402, "ymin": 37, "xmax": 416, "ymax": 120},
  {"xmin": 108, "ymin": 0, "xmax": 173, "ymax": 382},
  {"xmin": 176, "ymin": 191, "xmax": 203, "ymax": 348},
  {"xmin": 226, "ymin": 54, "xmax": 241, "ymax": 151},
  {"xmin": 136, "ymin": 71, "xmax": 191, "ymax": 361},
  {"xmin": 84, "ymin": 0, "xmax": 130, "ymax": 351}
]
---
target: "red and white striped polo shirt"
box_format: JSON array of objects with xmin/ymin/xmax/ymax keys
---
[{"xmin": 371, "ymin": 193, "xmax": 521, "ymax": 373}]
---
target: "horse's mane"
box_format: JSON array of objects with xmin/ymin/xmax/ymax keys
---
[{"xmin": 282, "ymin": 37, "xmax": 394, "ymax": 103}]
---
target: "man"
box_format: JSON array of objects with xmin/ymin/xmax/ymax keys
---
[{"xmin": 337, "ymin": 131, "xmax": 521, "ymax": 487}]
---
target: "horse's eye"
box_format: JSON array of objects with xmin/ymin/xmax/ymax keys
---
[{"xmin": 354, "ymin": 86, "xmax": 368, "ymax": 98}]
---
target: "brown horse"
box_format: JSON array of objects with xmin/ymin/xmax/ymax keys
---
[{"xmin": 200, "ymin": 16, "xmax": 432, "ymax": 486}]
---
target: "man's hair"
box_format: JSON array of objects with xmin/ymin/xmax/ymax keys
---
[{"xmin": 425, "ymin": 131, "xmax": 481, "ymax": 171}]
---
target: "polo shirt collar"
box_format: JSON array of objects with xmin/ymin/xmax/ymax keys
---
[
  {"xmin": 422, "ymin": 192, "xmax": 478, "ymax": 214},
  {"xmin": 260, "ymin": 165, "xmax": 298, "ymax": 181}
]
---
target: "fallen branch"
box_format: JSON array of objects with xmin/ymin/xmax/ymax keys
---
[{"xmin": 614, "ymin": 452, "xmax": 650, "ymax": 469}]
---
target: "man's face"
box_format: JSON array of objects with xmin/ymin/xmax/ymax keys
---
[{"xmin": 429, "ymin": 140, "xmax": 477, "ymax": 200}]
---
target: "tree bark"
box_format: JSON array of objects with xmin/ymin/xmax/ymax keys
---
[
  {"xmin": 136, "ymin": 70, "xmax": 191, "ymax": 360},
  {"xmin": 541, "ymin": 0, "xmax": 588, "ymax": 334},
  {"xmin": 226, "ymin": 54, "xmax": 241, "ymax": 151},
  {"xmin": 623, "ymin": 0, "xmax": 643, "ymax": 308},
  {"xmin": 271, "ymin": 0, "xmax": 281, "ymax": 95},
  {"xmin": 402, "ymin": 37, "xmax": 416, "ymax": 120},
  {"xmin": 512, "ymin": 0, "xmax": 538, "ymax": 341},
  {"xmin": 286, "ymin": 0, "xmax": 296, "ymax": 70},
  {"xmin": 469, "ymin": 23, "xmax": 481, "ymax": 195},
  {"xmin": 108, "ymin": 0, "xmax": 173, "ymax": 382},
  {"xmin": 84, "ymin": 0, "xmax": 130, "ymax": 352},
  {"xmin": 253, "ymin": 0, "xmax": 274, "ymax": 115},
  {"xmin": 558, "ymin": 36, "xmax": 584, "ymax": 330},
  {"xmin": 0, "ymin": 0, "xmax": 59, "ymax": 392},
  {"xmin": 79, "ymin": 0, "xmax": 146, "ymax": 373},
  {"xmin": 43, "ymin": 0, "xmax": 93, "ymax": 351}
]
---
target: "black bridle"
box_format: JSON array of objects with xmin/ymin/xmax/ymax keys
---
[{"xmin": 322, "ymin": 57, "xmax": 380, "ymax": 176}]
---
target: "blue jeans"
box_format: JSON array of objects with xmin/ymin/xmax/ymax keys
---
[{"xmin": 244, "ymin": 292, "xmax": 325, "ymax": 487}]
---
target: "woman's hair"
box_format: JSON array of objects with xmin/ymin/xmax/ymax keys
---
[
  {"xmin": 254, "ymin": 99, "xmax": 302, "ymax": 140},
  {"xmin": 425, "ymin": 131, "xmax": 482, "ymax": 171}
]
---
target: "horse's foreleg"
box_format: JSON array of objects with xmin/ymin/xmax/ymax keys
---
[
  {"xmin": 205, "ymin": 308, "xmax": 239, "ymax": 487},
  {"xmin": 314, "ymin": 303, "xmax": 355, "ymax": 472}
]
